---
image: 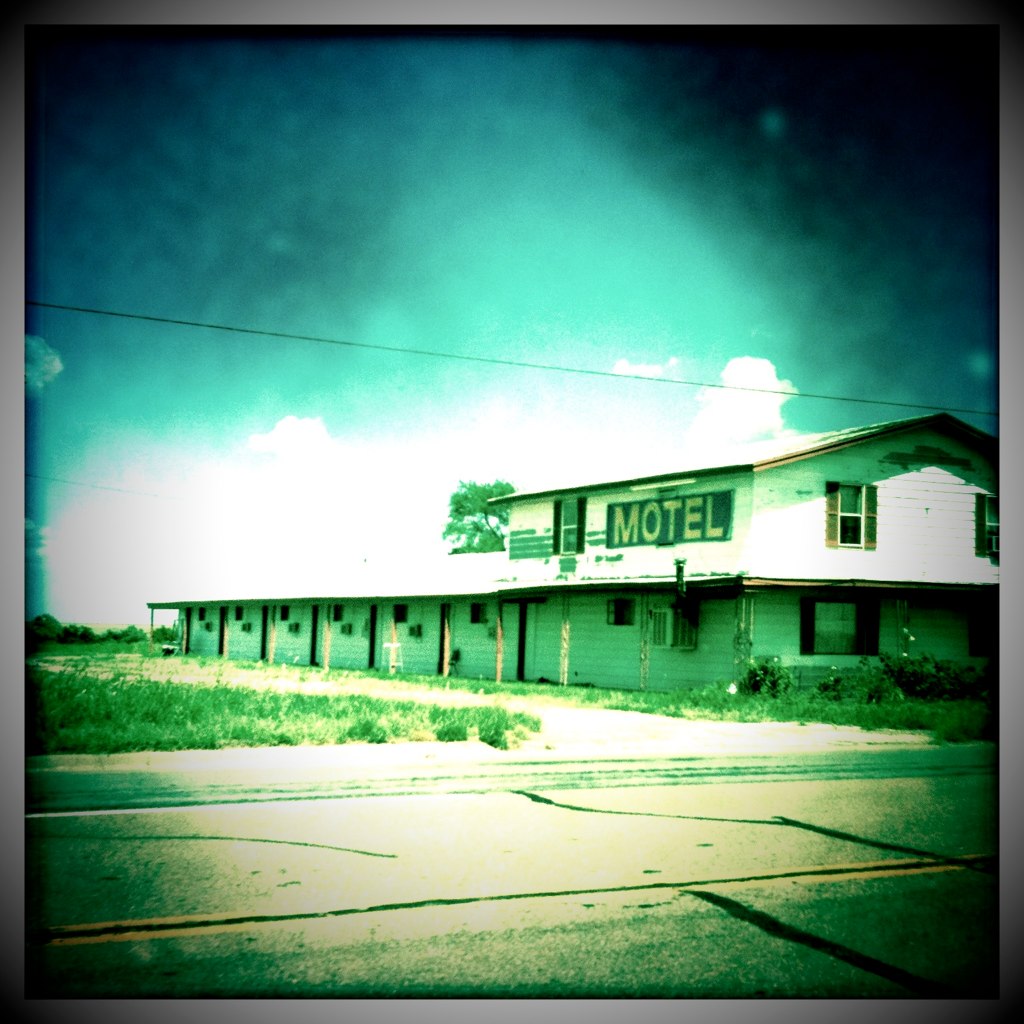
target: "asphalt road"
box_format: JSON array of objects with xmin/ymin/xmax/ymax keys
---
[{"xmin": 26, "ymin": 740, "xmax": 998, "ymax": 998}]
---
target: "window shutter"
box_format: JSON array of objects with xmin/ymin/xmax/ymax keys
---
[
  {"xmin": 575, "ymin": 497, "xmax": 587, "ymax": 553},
  {"xmin": 864, "ymin": 485, "xmax": 878, "ymax": 550},
  {"xmin": 975, "ymin": 493, "xmax": 987, "ymax": 556},
  {"xmin": 552, "ymin": 500, "xmax": 562, "ymax": 555},
  {"xmin": 825, "ymin": 483, "xmax": 840, "ymax": 548},
  {"xmin": 799, "ymin": 598, "xmax": 815, "ymax": 654}
]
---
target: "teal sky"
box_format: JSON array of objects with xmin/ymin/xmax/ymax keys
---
[{"xmin": 24, "ymin": 27, "xmax": 999, "ymax": 623}]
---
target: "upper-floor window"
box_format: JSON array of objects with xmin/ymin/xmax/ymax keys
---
[
  {"xmin": 470, "ymin": 602, "xmax": 488, "ymax": 624},
  {"xmin": 332, "ymin": 603, "xmax": 344, "ymax": 622},
  {"xmin": 975, "ymin": 493, "xmax": 998, "ymax": 560},
  {"xmin": 553, "ymin": 497, "xmax": 586, "ymax": 555},
  {"xmin": 393, "ymin": 603, "xmax": 409, "ymax": 624},
  {"xmin": 279, "ymin": 604, "xmax": 290, "ymax": 621},
  {"xmin": 234, "ymin": 605, "xmax": 244, "ymax": 621},
  {"xmin": 825, "ymin": 482, "xmax": 877, "ymax": 549},
  {"xmin": 197, "ymin": 607, "xmax": 207, "ymax": 621}
]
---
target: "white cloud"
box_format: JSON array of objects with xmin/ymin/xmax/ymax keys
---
[
  {"xmin": 247, "ymin": 415, "xmax": 338, "ymax": 461},
  {"xmin": 25, "ymin": 335, "xmax": 64, "ymax": 392},
  {"xmin": 611, "ymin": 355, "xmax": 679, "ymax": 379},
  {"xmin": 685, "ymin": 355, "xmax": 798, "ymax": 451}
]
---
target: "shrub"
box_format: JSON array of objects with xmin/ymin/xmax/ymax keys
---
[
  {"xmin": 878, "ymin": 653, "xmax": 991, "ymax": 703},
  {"xmin": 814, "ymin": 660, "xmax": 904, "ymax": 704},
  {"xmin": 738, "ymin": 658, "xmax": 793, "ymax": 698},
  {"xmin": 476, "ymin": 706, "xmax": 514, "ymax": 749},
  {"xmin": 435, "ymin": 719, "xmax": 469, "ymax": 742}
]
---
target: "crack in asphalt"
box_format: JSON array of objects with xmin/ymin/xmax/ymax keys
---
[
  {"xmin": 35, "ymin": 831, "xmax": 397, "ymax": 859},
  {"xmin": 685, "ymin": 888, "xmax": 959, "ymax": 998},
  {"xmin": 515, "ymin": 791, "xmax": 993, "ymax": 870}
]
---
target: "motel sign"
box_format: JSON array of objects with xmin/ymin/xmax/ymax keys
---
[{"xmin": 606, "ymin": 490, "xmax": 734, "ymax": 548}]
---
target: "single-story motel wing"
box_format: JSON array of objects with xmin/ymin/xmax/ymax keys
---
[{"xmin": 148, "ymin": 413, "xmax": 998, "ymax": 691}]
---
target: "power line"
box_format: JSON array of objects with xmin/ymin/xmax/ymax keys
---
[
  {"xmin": 27, "ymin": 299, "xmax": 998, "ymax": 418},
  {"xmin": 25, "ymin": 472, "xmax": 179, "ymax": 500}
]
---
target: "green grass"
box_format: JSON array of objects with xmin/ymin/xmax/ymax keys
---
[
  {"xmin": 26, "ymin": 659, "xmax": 541, "ymax": 755},
  {"xmin": 24, "ymin": 649, "xmax": 995, "ymax": 754}
]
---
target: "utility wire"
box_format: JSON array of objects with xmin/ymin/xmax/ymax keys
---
[
  {"xmin": 27, "ymin": 300, "xmax": 998, "ymax": 418},
  {"xmin": 26, "ymin": 472, "xmax": 179, "ymax": 500}
]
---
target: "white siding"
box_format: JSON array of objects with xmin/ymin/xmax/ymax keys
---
[{"xmin": 745, "ymin": 427, "xmax": 998, "ymax": 584}]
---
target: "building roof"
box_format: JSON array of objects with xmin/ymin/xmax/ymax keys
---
[
  {"xmin": 489, "ymin": 413, "xmax": 995, "ymax": 504},
  {"xmin": 148, "ymin": 413, "xmax": 996, "ymax": 610},
  {"xmin": 147, "ymin": 550, "xmax": 511, "ymax": 609}
]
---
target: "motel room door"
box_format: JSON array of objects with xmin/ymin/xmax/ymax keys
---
[{"xmin": 500, "ymin": 600, "xmax": 536, "ymax": 683}]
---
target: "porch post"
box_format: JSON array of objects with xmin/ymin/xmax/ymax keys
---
[
  {"xmin": 322, "ymin": 604, "xmax": 332, "ymax": 670},
  {"xmin": 559, "ymin": 593, "xmax": 571, "ymax": 686},
  {"xmin": 495, "ymin": 605, "xmax": 504, "ymax": 683},
  {"xmin": 639, "ymin": 592, "xmax": 650, "ymax": 691}
]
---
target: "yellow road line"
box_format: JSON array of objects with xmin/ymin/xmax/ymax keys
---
[{"xmin": 39, "ymin": 853, "xmax": 992, "ymax": 947}]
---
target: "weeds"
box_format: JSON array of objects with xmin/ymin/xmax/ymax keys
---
[
  {"xmin": 26, "ymin": 664, "xmax": 542, "ymax": 755},
  {"xmin": 25, "ymin": 648, "xmax": 994, "ymax": 754}
]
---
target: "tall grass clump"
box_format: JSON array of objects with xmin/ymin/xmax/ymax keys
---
[{"xmin": 26, "ymin": 665, "xmax": 542, "ymax": 755}]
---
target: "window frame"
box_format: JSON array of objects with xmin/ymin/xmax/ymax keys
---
[
  {"xmin": 825, "ymin": 482, "xmax": 877, "ymax": 550},
  {"xmin": 651, "ymin": 604, "xmax": 698, "ymax": 650},
  {"xmin": 607, "ymin": 598, "xmax": 636, "ymax": 626},
  {"xmin": 553, "ymin": 497, "xmax": 586, "ymax": 555},
  {"xmin": 975, "ymin": 493, "xmax": 998, "ymax": 560},
  {"xmin": 800, "ymin": 596, "xmax": 880, "ymax": 655}
]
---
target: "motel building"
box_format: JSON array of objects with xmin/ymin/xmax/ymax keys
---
[{"xmin": 148, "ymin": 413, "xmax": 998, "ymax": 691}]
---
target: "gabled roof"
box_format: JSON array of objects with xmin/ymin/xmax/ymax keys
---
[{"xmin": 490, "ymin": 413, "xmax": 996, "ymax": 504}]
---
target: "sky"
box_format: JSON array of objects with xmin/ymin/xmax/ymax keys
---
[{"xmin": 23, "ymin": 25, "xmax": 999, "ymax": 625}]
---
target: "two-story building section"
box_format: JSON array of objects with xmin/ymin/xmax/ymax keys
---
[{"xmin": 148, "ymin": 413, "xmax": 998, "ymax": 691}]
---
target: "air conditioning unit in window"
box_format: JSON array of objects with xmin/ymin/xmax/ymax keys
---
[
  {"xmin": 409, "ymin": 624, "xmax": 423, "ymax": 638},
  {"xmin": 241, "ymin": 622, "xmax": 252, "ymax": 633},
  {"xmin": 340, "ymin": 623, "xmax": 354, "ymax": 635},
  {"xmin": 288, "ymin": 622, "xmax": 301, "ymax": 633},
  {"xmin": 204, "ymin": 622, "xmax": 213, "ymax": 631}
]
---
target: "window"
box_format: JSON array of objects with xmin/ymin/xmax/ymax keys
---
[
  {"xmin": 470, "ymin": 602, "xmax": 487, "ymax": 624},
  {"xmin": 234, "ymin": 605, "xmax": 244, "ymax": 621},
  {"xmin": 607, "ymin": 598, "xmax": 636, "ymax": 626},
  {"xmin": 393, "ymin": 604, "xmax": 408, "ymax": 624},
  {"xmin": 553, "ymin": 497, "xmax": 586, "ymax": 554},
  {"xmin": 800, "ymin": 597, "xmax": 879, "ymax": 655},
  {"xmin": 280, "ymin": 605, "xmax": 290, "ymax": 621},
  {"xmin": 825, "ymin": 482, "xmax": 877, "ymax": 549},
  {"xmin": 651, "ymin": 605, "xmax": 698, "ymax": 649},
  {"xmin": 332, "ymin": 603, "xmax": 344, "ymax": 622},
  {"xmin": 198, "ymin": 607, "xmax": 207, "ymax": 621},
  {"xmin": 975, "ymin": 494, "xmax": 998, "ymax": 559}
]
